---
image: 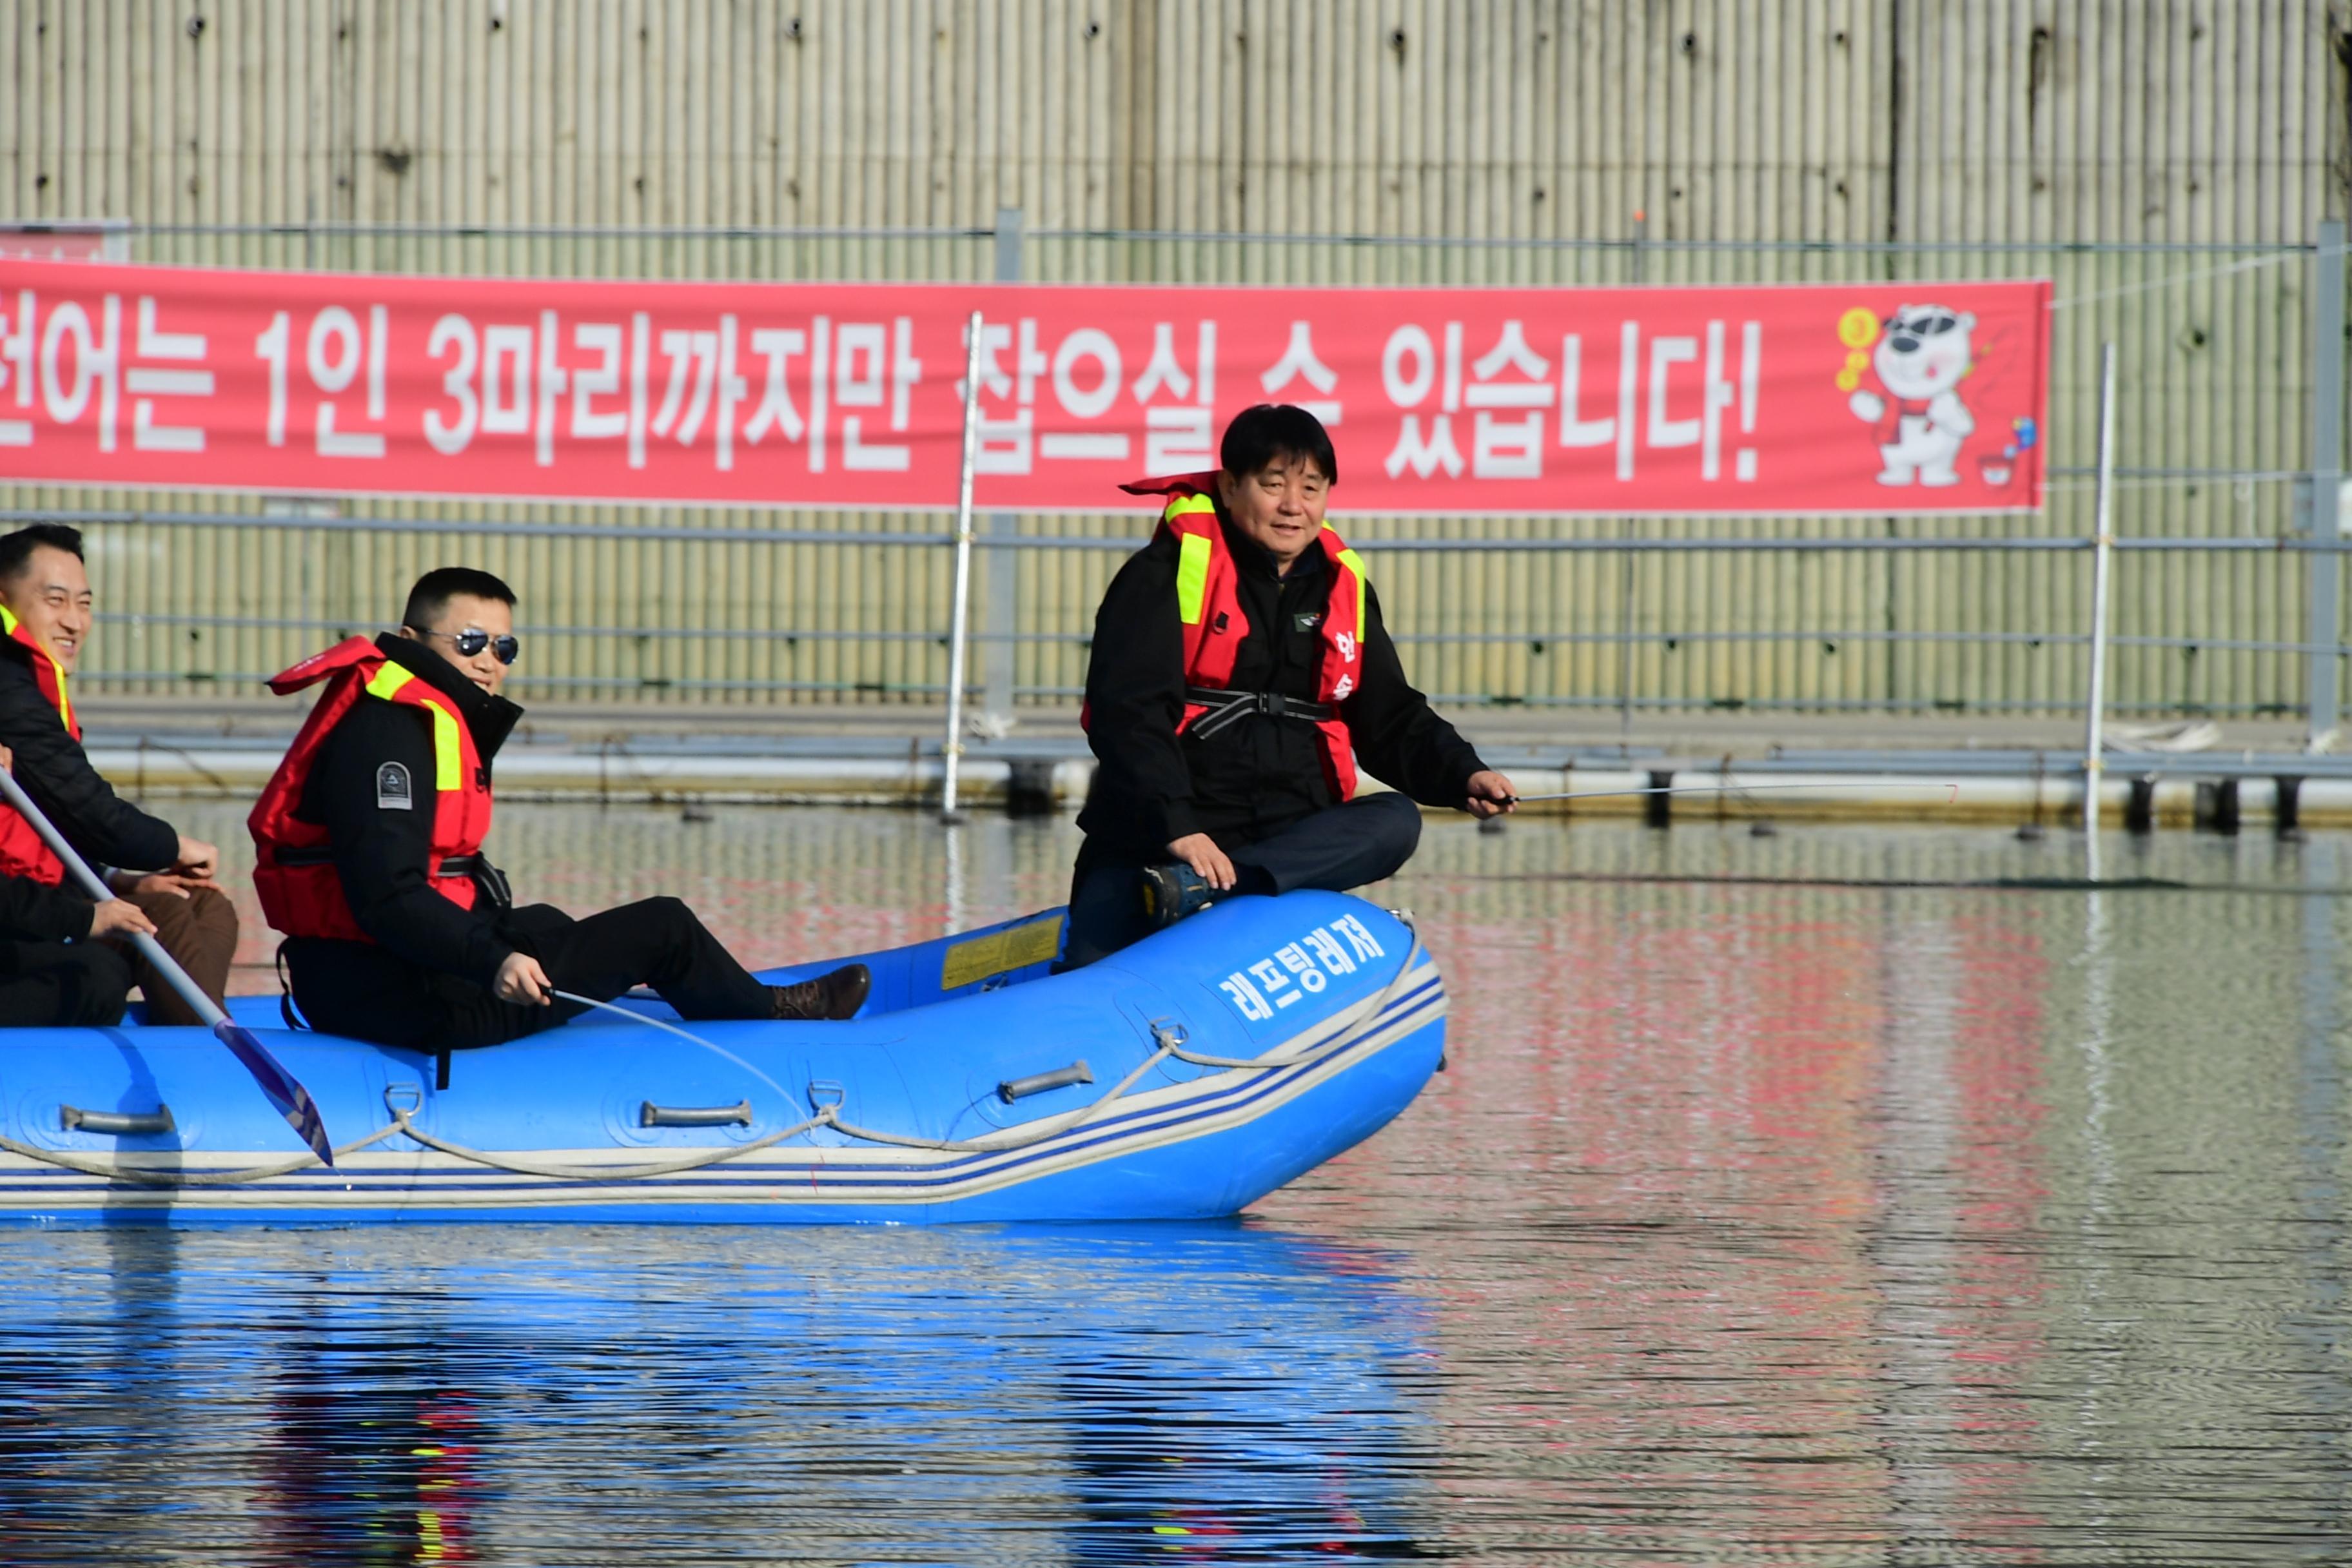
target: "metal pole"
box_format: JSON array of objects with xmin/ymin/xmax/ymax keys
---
[
  {"xmin": 943, "ymin": 819, "xmax": 967, "ymax": 937},
  {"xmin": 982, "ymin": 207, "xmax": 1023, "ymax": 730},
  {"xmin": 2308, "ymin": 219, "xmax": 2345, "ymax": 749},
  {"xmin": 2083, "ymin": 342, "xmax": 2118, "ymax": 842},
  {"xmin": 940, "ymin": 309, "xmax": 986, "ymax": 823},
  {"xmin": 1617, "ymin": 202, "xmax": 1646, "ymax": 751},
  {"xmin": 1614, "ymin": 540, "xmax": 1636, "ymax": 749}
]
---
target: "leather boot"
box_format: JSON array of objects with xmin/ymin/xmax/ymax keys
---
[{"xmin": 769, "ymin": 962, "xmax": 871, "ymax": 1021}]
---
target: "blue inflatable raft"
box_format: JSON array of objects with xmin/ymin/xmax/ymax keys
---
[{"xmin": 0, "ymin": 892, "xmax": 1444, "ymax": 1227}]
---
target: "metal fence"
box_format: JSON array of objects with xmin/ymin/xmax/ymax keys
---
[{"xmin": 1, "ymin": 214, "xmax": 2345, "ymax": 734}]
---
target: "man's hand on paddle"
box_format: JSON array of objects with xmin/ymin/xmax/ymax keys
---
[
  {"xmin": 493, "ymin": 951, "xmax": 554, "ymax": 1006},
  {"xmin": 1465, "ymin": 770, "xmax": 1518, "ymax": 819},
  {"xmin": 86, "ymin": 898, "xmax": 157, "ymax": 940},
  {"xmin": 1166, "ymin": 832, "xmax": 1239, "ymax": 892}
]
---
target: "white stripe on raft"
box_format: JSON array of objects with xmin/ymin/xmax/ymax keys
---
[{"xmin": 0, "ymin": 966, "xmax": 1446, "ymax": 1212}]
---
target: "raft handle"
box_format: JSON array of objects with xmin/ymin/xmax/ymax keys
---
[
  {"xmin": 999, "ymin": 1061, "xmax": 1093, "ymax": 1103},
  {"xmin": 61, "ymin": 1103, "xmax": 175, "ymax": 1137},
  {"xmin": 640, "ymin": 1099, "xmax": 752, "ymax": 1128}
]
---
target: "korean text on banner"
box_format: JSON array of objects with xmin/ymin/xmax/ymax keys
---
[{"xmin": 0, "ymin": 260, "xmax": 2049, "ymax": 516}]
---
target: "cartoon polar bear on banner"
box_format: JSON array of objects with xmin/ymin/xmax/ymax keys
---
[{"xmin": 1845, "ymin": 304, "xmax": 1977, "ymax": 486}]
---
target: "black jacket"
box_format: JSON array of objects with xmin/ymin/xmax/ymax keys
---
[
  {"xmin": 1077, "ymin": 511, "xmax": 1487, "ymax": 858},
  {"xmin": 290, "ymin": 634, "xmax": 522, "ymax": 987},
  {"xmin": 0, "ymin": 871, "xmax": 95, "ymax": 943},
  {"xmin": 0, "ymin": 638, "xmax": 181, "ymax": 873}
]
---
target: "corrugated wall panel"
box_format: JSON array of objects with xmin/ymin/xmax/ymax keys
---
[{"xmin": 1, "ymin": 0, "xmax": 2346, "ymax": 716}]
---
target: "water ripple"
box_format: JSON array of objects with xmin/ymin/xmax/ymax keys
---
[{"xmin": 5, "ymin": 809, "xmax": 2352, "ymax": 1562}]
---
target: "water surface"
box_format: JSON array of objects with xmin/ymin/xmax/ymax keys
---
[{"xmin": 6, "ymin": 805, "xmax": 2351, "ymax": 1562}]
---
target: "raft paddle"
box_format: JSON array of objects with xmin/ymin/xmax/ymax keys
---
[{"xmin": 0, "ymin": 766, "xmax": 335, "ymax": 1166}]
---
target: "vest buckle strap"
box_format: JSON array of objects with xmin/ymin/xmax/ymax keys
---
[
  {"xmin": 273, "ymin": 847, "xmax": 481, "ymax": 878},
  {"xmin": 1183, "ymin": 686, "xmax": 1335, "ymax": 738}
]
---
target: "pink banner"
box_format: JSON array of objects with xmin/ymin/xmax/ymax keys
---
[{"xmin": 0, "ymin": 259, "xmax": 2048, "ymax": 515}]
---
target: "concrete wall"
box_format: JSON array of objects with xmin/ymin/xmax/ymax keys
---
[{"xmin": 3, "ymin": 1, "xmax": 2349, "ymax": 716}]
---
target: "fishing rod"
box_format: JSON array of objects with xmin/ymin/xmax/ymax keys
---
[
  {"xmin": 0, "ymin": 765, "xmax": 336, "ymax": 1165},
  {"xmin": 1503, "ymin": 779, "xmax": 1963, "ymax": 806}
]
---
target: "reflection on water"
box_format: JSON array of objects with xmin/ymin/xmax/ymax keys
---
[
  {"xmin": 0, "ymin": 1225, "xmax": 1435, "ymax": 1565},
  {"xmin": 10, "ymin": 805, "xmax": 2352, "ymax": 1561}
]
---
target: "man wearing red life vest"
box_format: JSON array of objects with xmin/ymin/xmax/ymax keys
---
[
  {"xmin": 0, "ymin": 524, "xmax": 239, "ymax": 1025},
  {"xmin": 251, "ymin": 567, "xmax": 868, "ymax": 1051},
  {"xmin": 1068, "ymin": 405, "xmax": 1516, "ymax": 966},
  {"xmin": 0, "ymin": 743, "xmax": 161, "ymax": 1026}
]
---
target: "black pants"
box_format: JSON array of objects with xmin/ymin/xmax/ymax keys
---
[
  {"xmin": 285, "ymin": 897, "xmax": 772, "ymax": 1052},
  {"xmin": 0, "ymin": 940, "xmax": 133, "ymax": 1028},
  {"xmin": 1063, "ymin": 791, "xmax": 1423, "ymax": 968}
]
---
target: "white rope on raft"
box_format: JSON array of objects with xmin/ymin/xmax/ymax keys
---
[
  {"xmin": 0, "ymin": 1110, "xmax": 835, "ymax": 1187},
  {"xmin": 826, "ymin": 1041, "xmax": 1176, "ymax": 1153},
  {"xmin": 0, "ymin": 1122, "xmax": 409, "ymax": 1188},
  {"xmin": 0, "ymin": 940, "xmax": 1427, "ymax": 1187}
]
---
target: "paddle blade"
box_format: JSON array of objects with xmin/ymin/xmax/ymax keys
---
[{"xmin": 213, "ymin": 1019, "xmax": 336, "ymax": 1168}]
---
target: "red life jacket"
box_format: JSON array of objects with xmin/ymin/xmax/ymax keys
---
[
  {"xmin": 0, "ymin": 604, "xmax": 78, "ymax": 886},
  {"xmin": 248, "ymin": 638, "xmax": 493, "ymax": 942},
  {"xmin": 1108, "ymin": 471, "xmax": 1369, "ymax": 801}
]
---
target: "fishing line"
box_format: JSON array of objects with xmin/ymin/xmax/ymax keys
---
[
  {"xmin": 1440, "ymin": 871, "xmax": 2347, "ymax": 896},
  {"xmin": 2047, "ymin": 243, "xmax": 2342, "ymax": 310},
  {"xmin": 1504, "ymin": 779, "xmax": 1963, "ymax": 806},
  {"xmin": 551, "ymin": 988, "xmax": 793, "ymax": 1102}
]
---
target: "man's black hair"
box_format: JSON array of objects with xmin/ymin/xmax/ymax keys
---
[
  {"xmin": 1220, "ymin": 404, "xmax": 1338, "ymax": 487},
  {"xmin": 0, "ymin": 524, "xmax": 86, "ymax": 584},
  {"xmin": 402, "ymin": 567, "xmax": 517, "ymax": 631}
]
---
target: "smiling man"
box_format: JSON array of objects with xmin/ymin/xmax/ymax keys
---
[
  {"xmin": 1065, "ymin": 405, "xmax": 1515, "ymax": 968},
  {"xmin": 0, "ymin": 524, "xmax": 238, "ymax": 1025},
  {"xmin": 250, "ymin": 567, "xmax": 868, "ymax": 1055}
]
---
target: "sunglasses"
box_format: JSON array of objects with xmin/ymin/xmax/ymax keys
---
[{"xmin": 411, "ymin": 626, "xmax": 521, "ymax": 665}]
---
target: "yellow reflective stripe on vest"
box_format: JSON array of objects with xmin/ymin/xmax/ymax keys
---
[
  {"xmin": 420, "ymin": 700, "xmax": 462, "ymax": 790},
  {"xmin": 362, "ymin": 663, "xmax": 464, "ymax": 791},
  {"xmin": 1335, "ymin": 547, "xmax": 1369, "ymax": 632},
  {"xmin": 1166, "ymin": 493, "xmax": 1219, "ymax": 625},
  {"xmin": 1175, "ymin": 531, "xmax": 1213, "ymax": 627},
  {"xmin": 0, "ymin": 603, "xmax": 73, "ymax": 730}
]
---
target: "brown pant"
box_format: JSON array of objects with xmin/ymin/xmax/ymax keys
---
[{"xmin": 113, "ymin": 883, "xmax": 239, "ymax": 1026}]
